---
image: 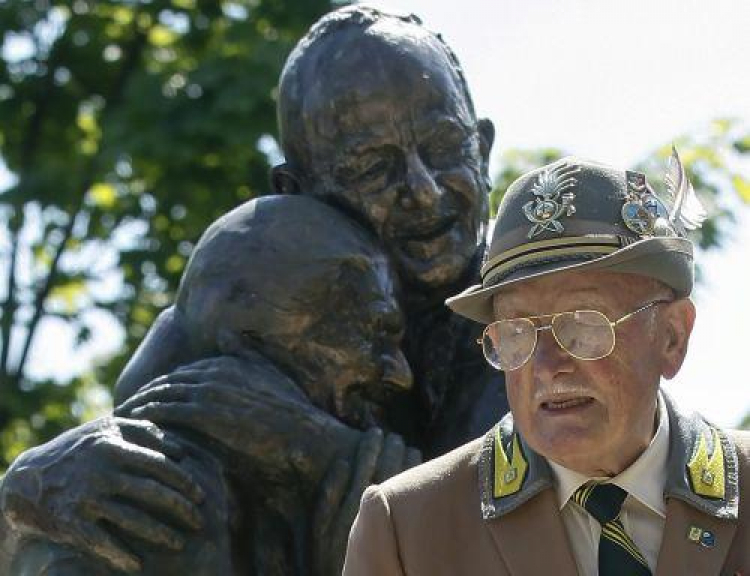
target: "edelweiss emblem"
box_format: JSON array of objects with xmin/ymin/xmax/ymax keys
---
[{"xmin": 522, "ymin": 162, "xmax": 579, "ymax": 238}]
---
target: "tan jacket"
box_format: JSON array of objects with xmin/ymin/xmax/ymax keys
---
[{"xmin": 344, "ymin": 397, "xmax": 750, "ymax": 575}]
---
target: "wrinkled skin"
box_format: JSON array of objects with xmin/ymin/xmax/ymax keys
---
[
  {"xmin": 0, "ymin": 417, "xmax": 204, "ymax": 573},
  {"xmin": 495, "ymin": 270, "xmax": 695, "ymax": 476}
]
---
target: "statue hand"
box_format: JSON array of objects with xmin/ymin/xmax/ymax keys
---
[
  {"xmin": 312, "ymin": 428, "xmax": 421, "ymax": 576},
  {"xmin": 115, "ymin": 356, "xmax": 357, "ymax": 486},
  {"xmin": 0, "ymin": 416, "xmax": 205, "ymax": 573}
]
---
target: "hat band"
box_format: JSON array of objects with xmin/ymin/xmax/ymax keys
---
[{"xmin": 481, "ymin": 235, "xmax": 623, "ymax": 286}]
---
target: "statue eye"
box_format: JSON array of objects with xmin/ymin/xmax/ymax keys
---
[
  {"xmin": 421, "ymin": 129, "xmax": 472, "ymax": 169},
  {"xmin": 336, "ymin": 150, "xmax": 394, "ymax": 185}
]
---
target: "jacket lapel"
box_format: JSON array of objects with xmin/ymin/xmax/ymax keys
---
[
  {"xmin": 656, "ymin": 394, "xmax": 741, "ymax": 576},
  {"xmin": 655, "ymin": 497, "xmax": 737, "ymax": 576},
  {"xmin": 485, "ymin": 488, "xmax": 579, "ymax": 575},
  {"xmin": 477, "ymin": 416, "xmax": 578, "ymax": 575}
]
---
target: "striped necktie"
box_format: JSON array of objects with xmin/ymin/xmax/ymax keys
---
[{"xmin": 573, "ymin": 482, "xmax": 652, "ymax": 575}]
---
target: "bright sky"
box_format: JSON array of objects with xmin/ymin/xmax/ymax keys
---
[
  {"xmin": 366, "ymin": 0, "xmax": 750, "ymax": 427},
  {"xmin": 3, "ymin": 0, "xmax": 749, "ymax": 426}
]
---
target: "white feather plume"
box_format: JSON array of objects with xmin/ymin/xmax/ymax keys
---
[{"xmin": 665, "ymin": 146, "xmax": 707, "ymax": 230}]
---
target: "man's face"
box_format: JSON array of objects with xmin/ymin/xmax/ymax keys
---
[
  {"xmin": 300, "ymin": 34, "xmax": 489, "ymax": 291},
  {"xmin": 494, "ymin": 270, "xmax": 676, "ymax": 476},
  {"xmin": 243, "ymin": 254, "xmax": 413, "ymax": 431}
]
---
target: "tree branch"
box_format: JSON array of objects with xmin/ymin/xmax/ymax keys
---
[
  {"xmin": 0, "ymin": 20, "xmax": 63, "ymax": 385},
  {"xmin": 12, "ymin": 25, "xmax": 149, "ymax": 384}
]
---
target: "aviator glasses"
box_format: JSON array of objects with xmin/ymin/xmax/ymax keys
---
[{"xmin": 480, "ymin": 300, "xmax": 672, "ymax": 371}]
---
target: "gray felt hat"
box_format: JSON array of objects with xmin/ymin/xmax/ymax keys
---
[{"xmin": 447, "ymin": 153, "xmax": 704, "ymax": 324}]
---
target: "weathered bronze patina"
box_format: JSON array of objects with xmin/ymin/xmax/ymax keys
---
[{"xmin": 0, "ymin": 6, "xmax": 507, "ymax": 574}]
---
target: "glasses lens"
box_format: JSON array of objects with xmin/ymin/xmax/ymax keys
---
[
  {"xmin": 552, "ymin": 310, "xmax": 615, "ymax": 360},
  {"xmin": 482, "ymin": 318, "xmax": 537, "ymax": 371}
]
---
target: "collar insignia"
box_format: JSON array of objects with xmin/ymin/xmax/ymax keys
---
[
  {"xmin": 522, "ymin": 162, "xmax": 579, "ymax": 239},
  {"xmin": 494, "ymin": 429, "xmax": 528, "ymax": 498},
  {"xmin": 686, "ymin": 427, "xmax": 726, "ymax": 500}
]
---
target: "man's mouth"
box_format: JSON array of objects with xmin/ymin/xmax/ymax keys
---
[{"xmin": 541, "ymin": 397, "xmax": 594, "ymax": 411}]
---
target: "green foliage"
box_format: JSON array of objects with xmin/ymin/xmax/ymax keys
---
[{"xmin": 0, "ymin": 0, "xmax": 335, "ymax": 468}]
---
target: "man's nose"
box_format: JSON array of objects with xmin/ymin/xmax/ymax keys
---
[
  {"xmin": 531, "ymin": 328, "xmax": 575, "ymax": 378},
  {"xmin": 401, "ymin": 152, "xmax": 441, "ymax": 209}
]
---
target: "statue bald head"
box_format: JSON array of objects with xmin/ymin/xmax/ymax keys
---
[
  {"xmin": 173, "ymin": 194, "xmax": 412, "ymax": 428},
  {"xmin": 277, "ymin": 6, "xmax": 478, "ymax": 182}
]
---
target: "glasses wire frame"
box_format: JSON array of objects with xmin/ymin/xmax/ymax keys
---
[{"xmin": 479, "ymin": 299, "xmax": 673, "ymax": 371}]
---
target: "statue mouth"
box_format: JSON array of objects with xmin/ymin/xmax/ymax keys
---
[{"xmin": 392, "ymin": 213, "xmax": 458, "ymax": 243}]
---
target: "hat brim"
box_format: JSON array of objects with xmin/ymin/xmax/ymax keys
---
[{"xmin": 446, "ymin": 236, "xmax": 693, "ymax": 324}]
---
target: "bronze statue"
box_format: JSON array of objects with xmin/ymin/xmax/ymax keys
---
[
  {"xmin": 273, "ymin": 5, "xmax": 506, "ymax": 455},
  {"xmin": 2, "ymin": 195, "xmax": 420, "ymax": 574},
  {"xmin": 0, "ymin": 6, "xmax": 507, "ymax": 574}
]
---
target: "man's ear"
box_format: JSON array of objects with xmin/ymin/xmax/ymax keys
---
[
  {"xmin": 660, "ymin": 298, "xmax": 696, "ymax": 379},
  {"xmin": 477, "ymin": 118, "xmax": 495, "ymax": 168},
  {"xmin": 270, "ymin": 162, "xmax": 302, "ymax": 194}
]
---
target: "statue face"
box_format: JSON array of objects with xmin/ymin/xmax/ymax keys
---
[
  {"xmin": 300, "ymin": 35, "xmax": 488, "ymax": 291},
  {"xmin": 180, "ymin": 197, "xmax": 413, "ymax": 431},
  {"xmin": 251, "ymin": 253, "xmax": 412, "ymax": 430}
]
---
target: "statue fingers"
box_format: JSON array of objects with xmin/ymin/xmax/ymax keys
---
[
  {"xmin": 373, "ymin": 432, "xmax": 407, "ymax": 483},
  {"xmin": 114, "ymin": 383, "xmax": 195, "ymax": 418},
  {"xmin": 108, "ymin": 474, "xmax": 203, "ymax": 531},
  {"xmin": 314, "ymin": 458, "xmax": 350, "ymax": 535},
  {"xmin": 116, "ymin": 417, "xmax": 185, "ymax": 462},
  {"xmin": 73, "ymin": 517, "xmax": 142, "ymax": 573},
  {"xmin": 105, "ymin": 441, "xmax": 205, "ymax": 504},
  {"xmin": 312, "ymin": 458, "xmax": 351, "ymax": 576},
  {"xmin": 338, "ymin": 428, "xmax": 383, "ymax": 523},
  {"xmin": 80, "ymin": 498, "xmax": 185, "ymax": 552}
]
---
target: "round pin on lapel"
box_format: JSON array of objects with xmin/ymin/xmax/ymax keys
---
[{"xmin": 688, "ymin": 525, "xmax": 716, "ymax": 548}]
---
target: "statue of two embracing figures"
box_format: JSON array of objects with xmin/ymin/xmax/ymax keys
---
[{"xmin": 0, "ymin": 7, "xmax": 507, "ymax": 575}]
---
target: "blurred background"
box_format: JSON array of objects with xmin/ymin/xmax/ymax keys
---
[{"xmin": 1, "ymin": 0, "xmax": 748, "ymax": 468}]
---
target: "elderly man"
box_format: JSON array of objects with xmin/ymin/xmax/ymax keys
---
[{"xmin": 343, "ymin": 153, "xmax": 750, "ymax": 575}]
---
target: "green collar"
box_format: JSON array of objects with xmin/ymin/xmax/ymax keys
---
[{"xmin": 478, "ymin": 392, "xmax": 739, "ymax": 521}]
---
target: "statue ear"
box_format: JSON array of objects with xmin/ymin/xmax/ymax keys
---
[
  {"xmin": 477, "ymin": 118, "xmax": 495, "ymax": 167},
  {"xmin": 270, "ymin": 162, "xmax": 302, "ymax": 195}
]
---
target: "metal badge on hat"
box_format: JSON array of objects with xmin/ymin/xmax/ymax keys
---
[
  {"xmin": 621, "ymin": 148, "xmax": 707, "ymax": 238},
  {"xmin": 621, "ymin": 171, "xmax": 660, "ymax": 236},
  {"xmin": 522, "ymin": 161, "xmax": 579, "ymax": 239}
]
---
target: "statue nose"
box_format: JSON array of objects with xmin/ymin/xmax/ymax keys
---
[
  {"xmin": 380, "ymin": 349, "xmax": 413, "ymax": 391},
  {"xmin": 401, "ymin": 153, "xmax": 441, "ymax": 209}
]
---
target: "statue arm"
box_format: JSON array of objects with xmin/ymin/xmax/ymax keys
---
[{"xmin": 115, "ymin": 354, "xmax": 362, "ymax": 493}]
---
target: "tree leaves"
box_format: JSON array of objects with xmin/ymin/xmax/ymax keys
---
[{"xmin": 0, "ymin": 0, "xmax": 335, "ymax": 467}]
